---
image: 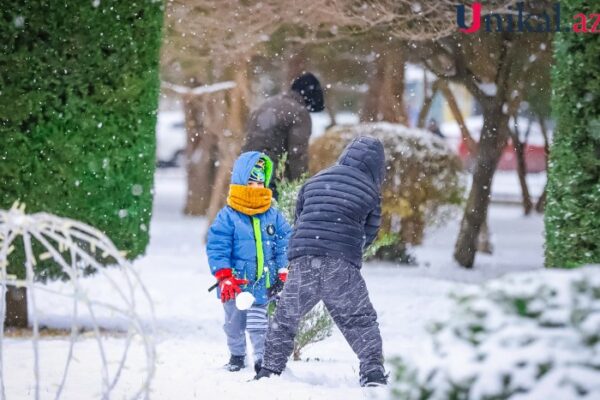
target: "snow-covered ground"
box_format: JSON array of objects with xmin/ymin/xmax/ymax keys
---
[{"xmin": 5, "ymin": 169, "xmax": 544, "ymax": 399}]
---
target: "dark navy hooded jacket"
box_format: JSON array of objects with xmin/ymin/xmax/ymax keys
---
[{"xmin": 288, "ymin": 137, "xmax": 385, "ymax": 268}]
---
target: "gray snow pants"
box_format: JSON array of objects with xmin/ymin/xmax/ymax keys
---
[
  {"xmin": 262, "ymin": 256, "xmax": 384, "ymax": 376},
  {"xmin": 223, "ymin": 301, "xmax": 269, "ymax": 363}
]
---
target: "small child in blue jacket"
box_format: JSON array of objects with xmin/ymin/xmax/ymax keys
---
[{"xmin": 206, "ymin": 151, "xmax": 291, "ymax": 373}]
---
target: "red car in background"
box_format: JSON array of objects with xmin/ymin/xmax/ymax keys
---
[
  {"xmin": 458, "ymin": 139, "xmax": 547, "ymax": 173},
  {"xmin": 442, "ymin": 116, "xmax": 551, "ymax": 173}
]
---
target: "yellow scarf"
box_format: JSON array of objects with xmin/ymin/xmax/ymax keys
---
[{"xmin": 227, "ymin": 184, "xmax": 272, "ymax": 215}]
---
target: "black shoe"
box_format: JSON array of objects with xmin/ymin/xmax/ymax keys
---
[
  {"xmin": 254, "ymin": 367, "xmax": 280, "ymax": 380},
  {"xmin": 254, "ymin": 360, "xmax": 262, "ymax": 374},
  {"xmin": 224, "ymin": 355, "xmax": 245, "ymax": 372},
  {"xmin": 359, "ymin": 369, "xmax": 388, "ymax": 387}
]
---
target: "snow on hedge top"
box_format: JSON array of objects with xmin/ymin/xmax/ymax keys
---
[
  {"xmin": 327, "ymin": 122, "xmax": 452, "ymax": 161},
  {"xmin": 391, "ymin": 266, "xmax": 600, "ymax": 400}
]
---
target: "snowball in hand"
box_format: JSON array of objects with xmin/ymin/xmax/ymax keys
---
[{"xmin": 235, "ymin": 291, "xmax": 255, "ymax": 310}]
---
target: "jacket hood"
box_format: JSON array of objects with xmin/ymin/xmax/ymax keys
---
[
  {"xmin": 231, "ymin": 152, "xmax": 273, "ymax": 187},
  {"xmin": 337, "ymin": 136, "xmax": 385, "ymax": 187}
]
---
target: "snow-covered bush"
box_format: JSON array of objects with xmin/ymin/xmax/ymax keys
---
[
  {"xmin": 293, "ymin": 302, "xmax": 334, "ymax": 361},
  {"xmin": 363, "ymin": 233, "xmax": 416, "ymax": 265},
  {"xmin": 391, "ymin": 267, "xmax": 600, "ymax": 400},
  {"xmin": 310, "ymin": 123, "xmax": 465, "ymax": 252},
  {"xmin": 274, "ymin": 157, "xmax": 334, "ymax": 361},
  {"xmin": 274, "ymin": 154, "xmax": 307, "ymax": 224}
]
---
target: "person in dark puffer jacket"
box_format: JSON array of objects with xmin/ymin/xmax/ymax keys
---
[
  {"xmin": 255, "ymin": 136, "xmax": 388, "ymax": 387},
  {"xmin": 242, "ymin": 72, "xmax": 324, "ymax": 184}
]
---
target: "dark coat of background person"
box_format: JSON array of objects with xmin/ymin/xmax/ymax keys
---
[
  {"xmin": 287, "ymin": 136, "xmax": 385, "ymax": 268},
  {"xmin": 242, "ymin": 73, "xmax": 324, "ymax": 182}
]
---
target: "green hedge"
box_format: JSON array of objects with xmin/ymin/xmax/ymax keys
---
[
  {"xmin": 545, "ymin": 1, "xmax": 600, "ymax": 268},
  {"xmin": 0, "ymin": 1, "xmax": 163, "ymax": 280}
]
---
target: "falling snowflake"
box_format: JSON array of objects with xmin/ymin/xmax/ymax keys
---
[{"xmin": 13, "ymin": 16, "xmax": 25, "ymax": 28}]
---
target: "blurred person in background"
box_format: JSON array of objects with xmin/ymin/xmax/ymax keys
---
[{"xmin": 242, "ymin": 72, "xmax": 324, "ymax": 189}]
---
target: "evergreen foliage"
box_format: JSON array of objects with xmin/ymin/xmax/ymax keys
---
[
  {"xmin": 0, "ymin": 1, "xmax": 163, "ymax": 280},
  {"xmin": 391, "ymin": 268, "xmax": 600, "ymax": 399},
  {"xmin": 274, "ymin": 155, "xmax": 334, "ymax": 360},
  {"xmin": 545, "ymin": 1, "xmax": 600, "ymax": 268},
  {"xmin": 310, "ymin": 123, "xmax": 465, "ymax": 262},
  {"xmin": 292, "ymin": 302, "xmax": 334, "ymax": 361}
]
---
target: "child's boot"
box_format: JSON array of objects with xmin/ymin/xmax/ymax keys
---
[
  {"xmin": 254, "ymin": 360, "xmax": 262, "ymax": 374},
  {"xmin": 224, "ymin": 355, "xmax": 245, "ymax": 372}
]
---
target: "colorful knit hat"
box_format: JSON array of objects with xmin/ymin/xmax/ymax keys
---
[{"xmin": 248, "ymin": 158, "xmax": 266, "ymax": 183}]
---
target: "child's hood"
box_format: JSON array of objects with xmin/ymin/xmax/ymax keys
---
[
  {"xmin": 336, "ymin": 136, "xmax": 385, "ymax": 188},
  {"xmin": 231, "ymin": 151, "xmax": 273, "ymax": 187}
]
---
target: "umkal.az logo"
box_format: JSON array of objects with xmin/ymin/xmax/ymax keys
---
[{"xmin": 456, "ymin": 2, "xmax": 600, "ymax": 33}]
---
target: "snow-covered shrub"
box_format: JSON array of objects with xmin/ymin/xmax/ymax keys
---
[
  {"xmin": 274, "ymin": 157, "xmax": 334, "ymax": 361},
  {"xmin": 310, "ymin": 123, "xmax": 465, "ymax": 252},
  {"xmin": 293, "ymin": 302, "xmax": 334, "ymax": 361},
  {"xmin": 363, "ymin": 233, "xmax": 416, "ymax": 265},
  {"xmin": 363, "ymin": 233, "xmax": 398, "ymax": 260},
  {"xmin": 391, "ymin": 267, "xmax": 600, "ymax": 400},
  {"xmin": 0, "ymin": 204, "xmax": 155, "ymax": 399},
  {"xmin": 274, "ymin": 154, "xmax": 307, "ymax": 224}
]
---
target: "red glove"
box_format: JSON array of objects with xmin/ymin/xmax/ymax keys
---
[
  {"xmin": 215, "ymin": 269, "xmax": 248, "ymax": 303},
  {"xmin": 278, "ymin": 267, "xmax": 289, "ymax": 282}
]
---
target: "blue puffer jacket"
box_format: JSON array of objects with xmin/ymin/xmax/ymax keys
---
[
  {"xmin": 288, "ymin": 136, "xmax": 385, "ymax": 268},
  {"xmin": 206, "ymin": 152, "xmax": 292, "ymax": 304}
]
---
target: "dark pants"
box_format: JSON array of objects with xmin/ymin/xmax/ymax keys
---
[{"xmin": 262, "ymin": 256, "xmax": 384, "ymax": 376}]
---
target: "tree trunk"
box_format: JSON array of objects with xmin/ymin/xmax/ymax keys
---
[
  {"xmin": 476, "ymin": 220, "xmax": 494, "ymax": 254},
  {"xmin": 417, "ymin": 70, "xmax": 431, "ymax": 128},
  {"xmin": 535, "ymin": 116, "xmax": 550, "ymax": 213},
  {"xmin": 536, "ymin": 189, "xmax": 547, "ymax": 213},
  {"xmin": 438, "ymin": 81, "xmax": 493, "ymax": 255},
  {"xmin": 438, "ymin": 80, "xmax": 478, "ymax": 154},
  {"xmin": 285, "ymin": 47, "xmax": 307, "ymax": 85},
  {"xmin": 183, "ymin": 94, "xmax": 218, "ymax": 215},
  {"xmin": 361, "ymin": 47, "xmax": 408, "ymax": 125},
  {"xmin": 510, "ymin": 125, "xmax": 533, "ymax": 215},
  {"xmin": 513, "ymin": 138, "xmax": 533, "ymax": 215},
  {"xmin": 205, "ymin": 63, "xmax": 249, "ymax": 226},
  {"xmin": 399, "ymin": 214, "xmax": 425, "ymax": 245},
  {"xmin": 5, "ymin": 285, "xmax": 28, "ymax": 328},
  {"xmin": 454, "ymin": 101, "xmax": 508, "ymax": 268},
  {"xmin": 325, "ymin": 89, "xmax": 337, "ymax": 129},
  {"xmin": 417, "ymin": 81, "xmax": 437, "ymax": 128}
]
